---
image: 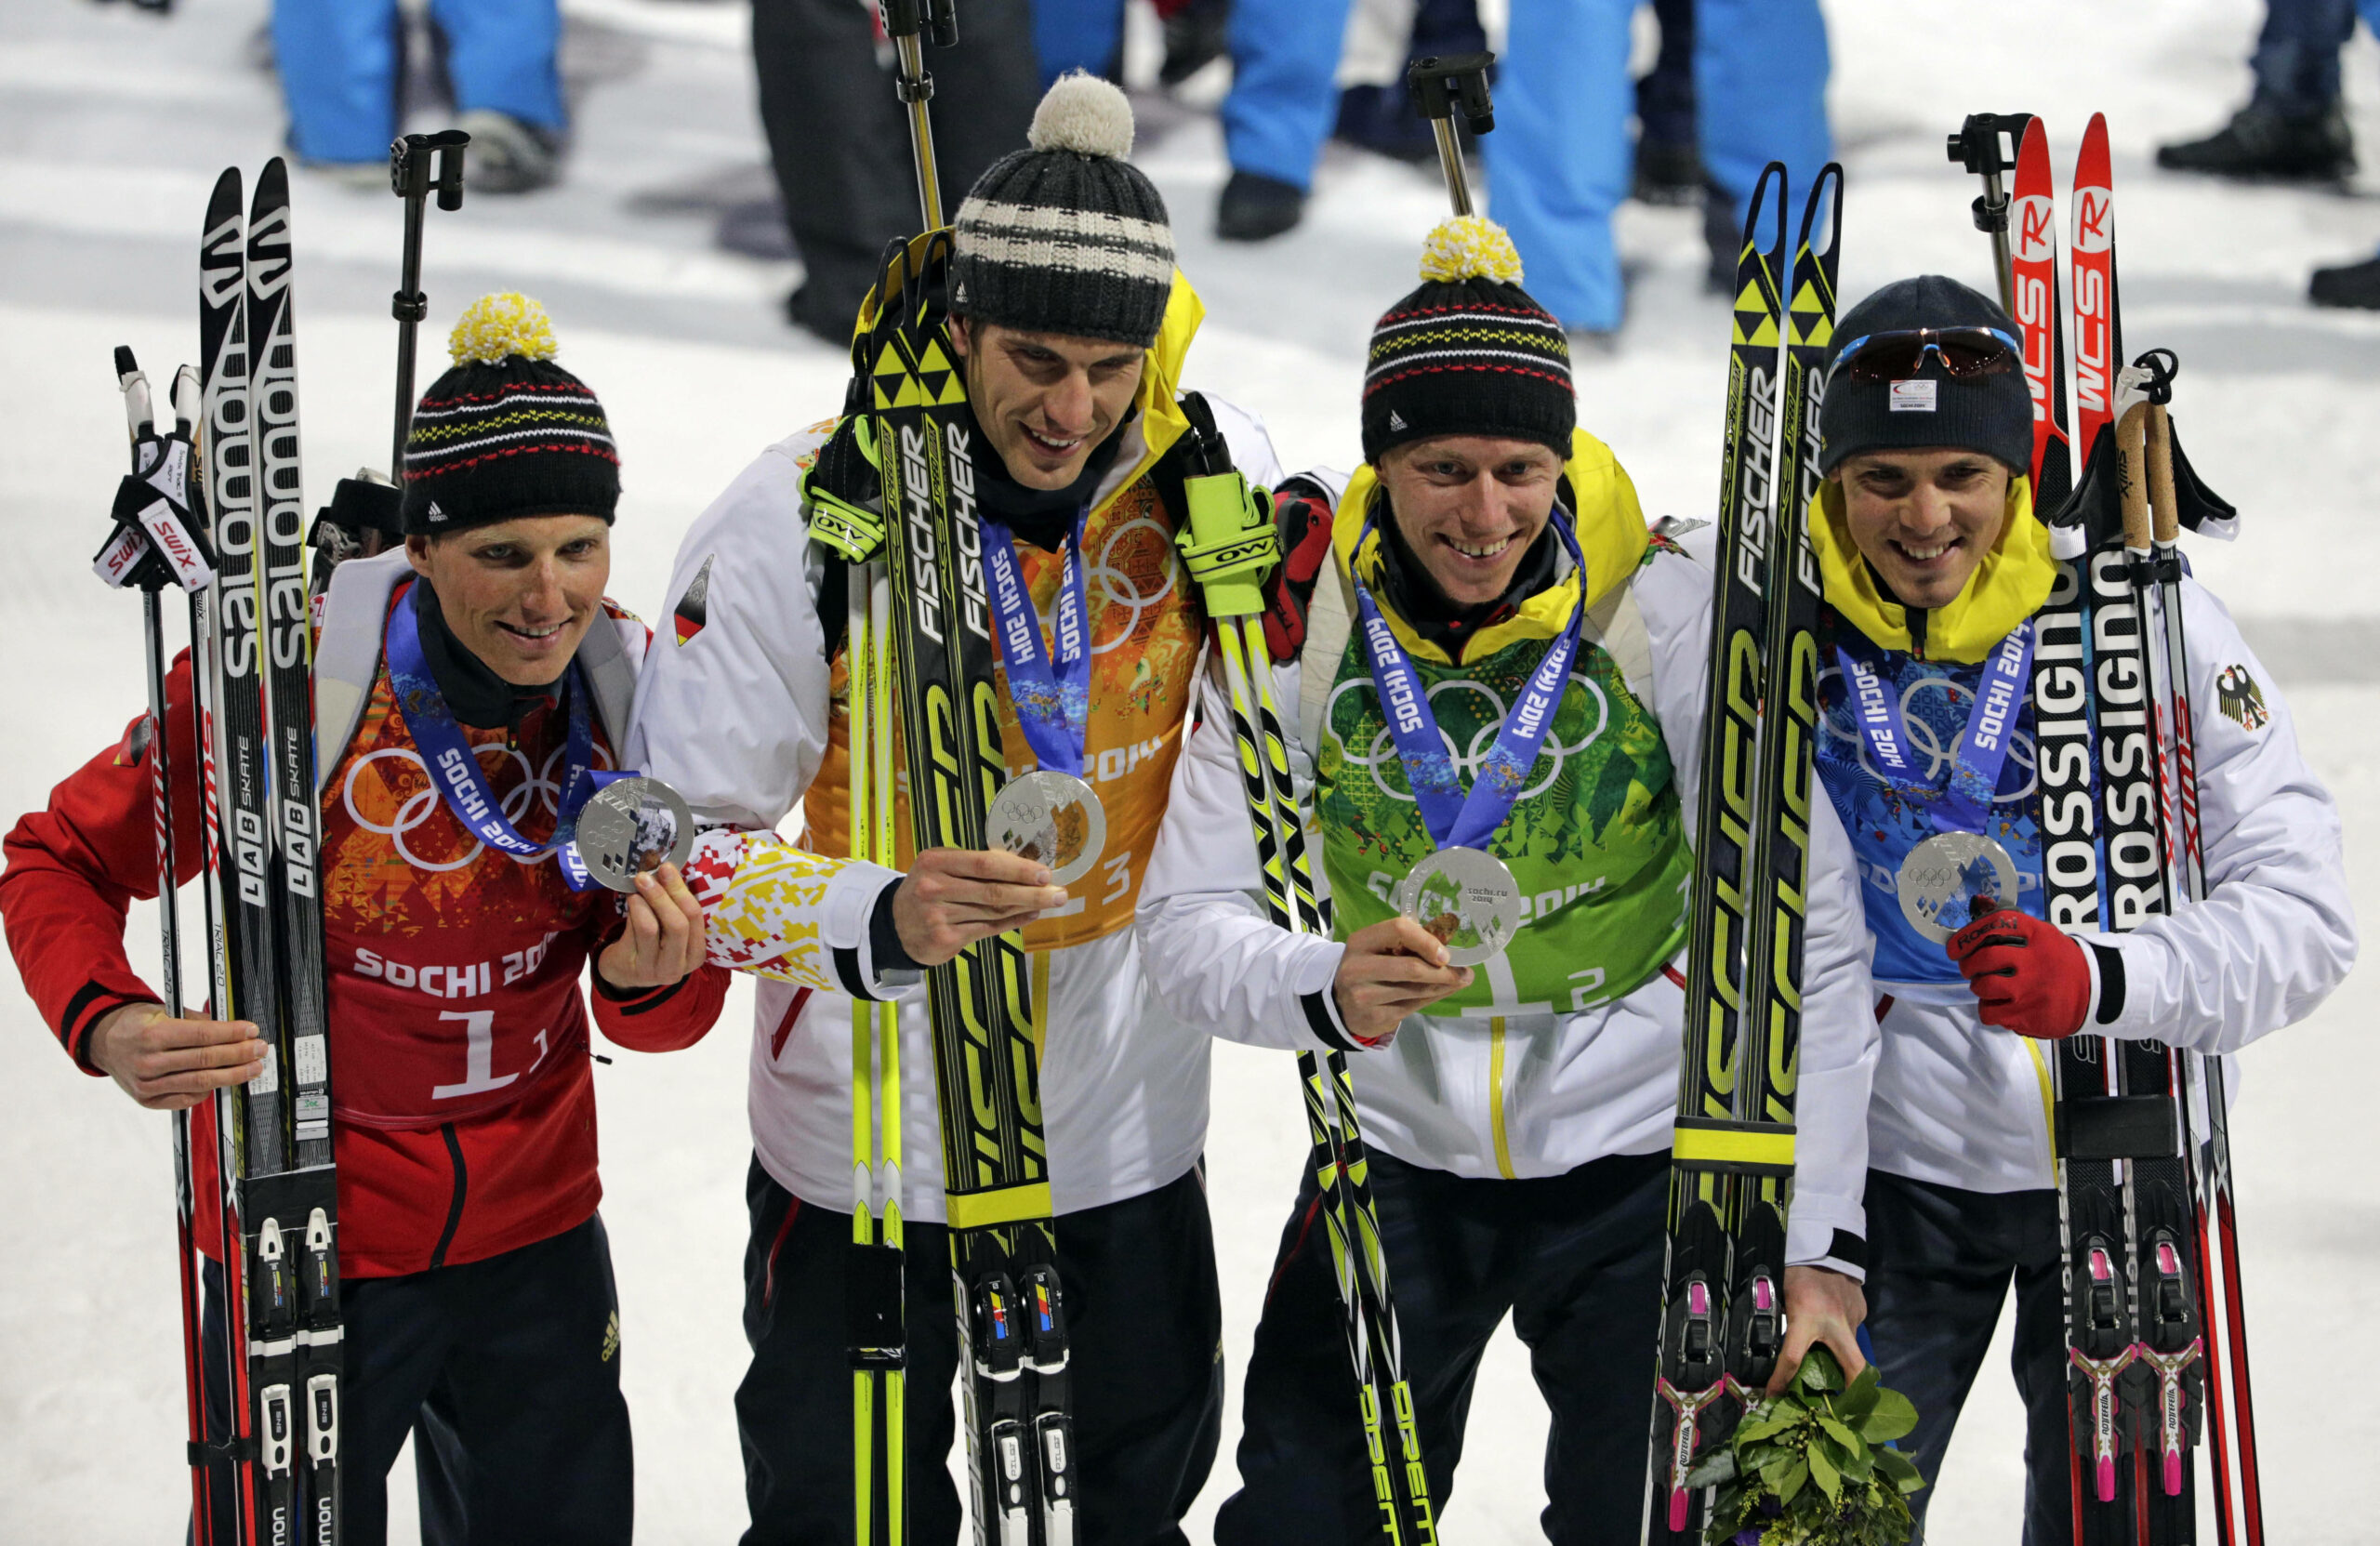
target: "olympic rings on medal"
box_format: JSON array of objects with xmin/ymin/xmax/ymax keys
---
[
  {"xmin": 1087, "ymin": 514, "xmax": 1179, "ymax": 654},
  {"xmin": 1327, "ymin": 668, "xmax": 1610, "ymax": 805},
  {"xmin": 1817, "ymin": 661, "xmax": 2037, "ymax": 804},
  {"xmin": 339, "ymin": 736, "xmax": 614, "ymax": 873}
]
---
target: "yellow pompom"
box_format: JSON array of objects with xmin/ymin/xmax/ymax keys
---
[
  {"xmin": 447, "ymin": 292, "xmax": 559, "ymax": 366},
  {"xmin": 1417, "ymin": 216, "xmax": 1524, "ymax": 285}
]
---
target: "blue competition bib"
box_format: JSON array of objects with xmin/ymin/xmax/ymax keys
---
[{"xmin": 1813, "ymin": 615, "xmax": 2046, "ymax": 984}]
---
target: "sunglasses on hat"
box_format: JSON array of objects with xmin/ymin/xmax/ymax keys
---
[{"xmin": 1832, "ymin": 325, "xmax": 2020, "ymax": 382}]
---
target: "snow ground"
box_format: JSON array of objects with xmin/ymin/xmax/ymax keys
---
[{"xmin": 3, "ymin": 0, "xmax": 2378, "ymax": 1539}]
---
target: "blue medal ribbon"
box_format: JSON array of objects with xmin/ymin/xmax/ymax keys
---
[
  {"xmin": 1350, "ymin": 513, "xmax": 1589, "ymax": 852},
  {"xmin": 385, "ymin": 586, "xmax": 621, "ymax": 892},
  {"xmin": 1834, "ymin": 621, "xmax": 2034, "ymax": 841},
  {"xmin": 982, "ymin": 512, "xmax": 1091, "ymax": 777}
]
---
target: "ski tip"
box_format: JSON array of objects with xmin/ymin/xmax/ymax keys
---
[
  {"xmin": 206, "ymin": 165, "xmax": 242, "ymax": 217},
  {"xmin": 252, "ymin": 155, "xmax": 289, "ymax": 215},
  {"xmin": 113, "ymin": 344, "xmax": 138, "ymax": 379}
]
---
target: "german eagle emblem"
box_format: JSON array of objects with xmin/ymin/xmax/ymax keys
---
[{"xmin": 2215, "ymin": 664, "xmax": 2268, "ymax": 731}]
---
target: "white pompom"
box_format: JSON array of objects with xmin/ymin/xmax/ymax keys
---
[{"xmin": 1027, "ymin": 70, "xmax": 1135, "ymax": 160}]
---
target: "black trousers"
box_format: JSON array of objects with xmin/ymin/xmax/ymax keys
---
[
  {"xmin": 1865, "ymin": 1169, "xmax": 2132, "ymax": 1546},
  {"xmin": 1214, "ymin": 1148, "xmax": 1673, "ymax": 1546},
  {"xmin": 735, "ymin": 1155, "xmax": 1224, "ymax": 1546},
  {"xmin": 198, "ymin": 1214, "xmax": 634, "ymax": 1546},
  {"xmin": 750, "ymin": 0, "xmax": 1038, "ymax": 334}
]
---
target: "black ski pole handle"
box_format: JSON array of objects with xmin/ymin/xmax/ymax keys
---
[
  {"xmin": 1406, "ymin": 51, "xmax": 1496, "ymax": 217},
  {"xmin": 388, "ymin": 129, "xmax": 470, "ymax": 485}
]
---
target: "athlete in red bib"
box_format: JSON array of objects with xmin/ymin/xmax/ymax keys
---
[{"xmin": 3, "ymin": 297, "xmax": 724, "ymax": 1544}]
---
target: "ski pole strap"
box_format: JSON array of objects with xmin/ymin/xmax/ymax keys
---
[
  {"xmin": 804, "ymin": 415, "xmax": 889, "ymax": 563},
  {"xmin": 1350, "ymin": 510, "xmax": 1587, "ymax": 851},
  {"xmin": 1833, "ymin": 622, "xmax": 2032, "ymax": 837},
  {"xmin": 1177, "ymin": 474, "xmax": 1276, "ymax": 619},
  {"xmin": 385, "ymin": 587, "xmax": 606, "ymax": 891},
  {"xmin": 982, "ymin": 510, "xmax": 1091, "ymax": 777}
]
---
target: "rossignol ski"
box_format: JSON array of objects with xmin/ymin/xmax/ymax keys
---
[
  {"xmin": 1645, "ymin": 159, "xmax": 1843, "ymax": 1545},
  {"xmin": 1966, "ymin": 112, "xmax": 2226, "ymax": 1546}
]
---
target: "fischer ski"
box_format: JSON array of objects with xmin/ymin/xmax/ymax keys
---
[
  {"xmin": 813, "ymin": 7, "xmax": 1075, "ymax": 1541},
  {"xmin": 1645, "ymin": 160, "xmax": 1843, "ymax": 1545}
]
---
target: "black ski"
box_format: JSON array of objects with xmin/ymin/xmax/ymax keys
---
[
  {"xmin": 245, "ymin": 155, "xmax": 345, "ymax": 1543},
  {"xmin": 193, "ymin": 162, "xmax": 269, "ymax": 1545},
  {"xmin": 853, "ymin": 230, "xmax": 1073, "ymax": 1546},
  {"xmin": 1648, "ymin": 161, "xmax": 1857, "ymax": 1545}
]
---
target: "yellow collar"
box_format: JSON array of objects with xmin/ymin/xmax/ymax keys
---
[
  {"xmin": 1333, "ymin": 428, "xmax": 1647, "ymax": 665},
  {"xmin": 1091, "ymin": 271, "xmax": 1201, "ymax": 521},
  {"xmin": 1808, "ymin": 475, "xmax": 2054, "ymax": 664}
]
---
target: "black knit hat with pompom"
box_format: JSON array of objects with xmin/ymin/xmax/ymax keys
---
[
  {"xmin": 949, "ymin": 72, "xmax": 1174, "ymax": 350},
  {"xmin": 401, "ymin": 293, "xmax": 620, "ymax": 536}
]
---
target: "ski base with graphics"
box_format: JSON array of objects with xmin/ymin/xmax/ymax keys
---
[{"xmin": 1644, "ymin": 159, "xmax": 1842, "ymax": 1546}]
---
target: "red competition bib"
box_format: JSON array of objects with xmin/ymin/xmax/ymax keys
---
[{"xmin": 317, "ymin": 649, "xmax": 612, "ymax": 1130}]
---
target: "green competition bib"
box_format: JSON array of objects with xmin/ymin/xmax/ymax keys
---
[{"xmin": 1316, "ymin": 627, "xmax": 1690, "ymax": 1015}]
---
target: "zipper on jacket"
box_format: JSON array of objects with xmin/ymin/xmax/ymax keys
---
[
  {"xmin": 1488, "ymin": 1016, "xmax": 1516, "ymax": 1180},
  {"xmin": 429, "ymin": 1121, "xmax": 469, "ymax": 1270}
]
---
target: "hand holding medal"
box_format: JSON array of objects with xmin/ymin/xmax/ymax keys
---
[
  {"xmin": 1835, "ymin": 623, "xmax": 2033, "ymax": 942},
  {"xmin": 1330, "ymin": 916, "xmax": 1474, "ymax": 1046},
  {"xmin": 982, "ymin": 510, "xmax": 1106, "ymax": 886},
  {"xmin": 1354, "ymin": 511, "xmax": 1590, "ymax": 968}
]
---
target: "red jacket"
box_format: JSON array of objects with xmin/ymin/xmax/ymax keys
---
[{"xmin": 1, "ymin": 628, "xmax": 729, "ymax": 1279}]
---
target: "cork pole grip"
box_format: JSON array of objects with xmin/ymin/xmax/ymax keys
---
[
  {"xmin": 2118, "ymin": 400, "xmax": 2153, "ymax": 552},
  {"xmin": 2146, "ymin": 403, "xmax": 2180, "ymax": 547}
]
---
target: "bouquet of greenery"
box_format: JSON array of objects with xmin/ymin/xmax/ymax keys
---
[{"xmin": 1684, "ymin": 1347, "xmax": 1925, "ymax": 1546}]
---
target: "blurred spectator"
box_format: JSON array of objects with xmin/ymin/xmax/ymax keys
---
[
  {"xmin": 1215, "ymin": 0, "xmax": 1830, "ymax": 337},
  {"xmin": 274, "ymin": 0, "xmax": 565, "ymax": 192},
  {"xmin": 1330, "ymin": 0, "xmax": 1488, "ymax": 166},
  {"xmin": 1032, "ymin": 0, "xmax": 1232, "ymax": 87},
  {"xmin": 1633, "ymin": 0, "xmax": 1699, "ymax": 205},
  {"xmin": 2157, "ymin": 0, "xmax": 2373, "ymax": 181},
  {"xmin": 751, "ymin": 0, "xmax": 1037, "ymax": 341},
  {"xmin": 2155, "ymin": 0, "xmax": 2380, "ymax": 309}
]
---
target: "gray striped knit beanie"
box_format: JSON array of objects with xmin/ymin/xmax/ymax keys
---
[
  {"xmin": 949, "ymin": 73, "xmax": 1174, "ymax": 350},
  {"xmin": 402, "ymin": 293, "xmax": 619, "ymax": 536}
]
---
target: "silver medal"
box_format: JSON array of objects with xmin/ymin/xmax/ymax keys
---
[
  {"xmin": 575, "ymin": 775, "xmax": 695, "ymax": 893},
  {"xmin": 1395, "ymin": 846, "xmax": 1523, "ymax": 968},
  {"xmin": 1896, "ymin": 830, "xmax": 2020, "ymax": 943},
  {"xmin": 986, "ymin": 769, "xmax": 1106, "ymax": 887}
]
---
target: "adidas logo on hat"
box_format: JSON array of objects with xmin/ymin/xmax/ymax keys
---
[
  {"xmin": 1387, "ymin": 410, "xmax": 1408, "ymax": 431},
  {"xmin": 426, "ymin": 501, "xmax": 446, "ymax": 522}
]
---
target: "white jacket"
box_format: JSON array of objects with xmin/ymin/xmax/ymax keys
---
[
  {"xmin": 1865, "ymin": 577, "xmax": 2355, "ymax": 1195},
  {"xmin": 625, "ymin": 402, "xmax": 1284, "ymax": 1222},
  {"xmin": 1135, "ymin": 519, "xmax": 1882, "ymax": 1275}
]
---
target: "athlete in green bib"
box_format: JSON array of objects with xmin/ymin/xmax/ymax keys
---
[{"xmin": 1137, "ymin": 217, "xmax": 1882, "ymax": 1542}]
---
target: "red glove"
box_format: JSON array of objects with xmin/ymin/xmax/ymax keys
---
[
  {"xmin": 1945, "ymin": 906, "xmax": 2092, "ymax": 1039},
  {"xmin": 1262, "ymin": 486, "xmax": 1337, "ymax": 664}
]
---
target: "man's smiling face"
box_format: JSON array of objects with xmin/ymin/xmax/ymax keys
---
[
  {"xmin": 1833, "ymin": 447, "xmax": 2013, "ymax": 610},
  {"xmin": 950, "ymin": 318, "xmax": 1145, "ymax": 492},
  {"xmin": 1376, "ymin": 435, "xmax": 1566, "ymax": 609}
]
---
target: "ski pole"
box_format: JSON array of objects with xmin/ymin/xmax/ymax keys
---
[
  {"xmin": 882, "ymin": 0, "xmax": 959, "ymax": 230},
  {"xmin": 390, "ymin": 129, "xmax": 469, "ymax": 479},
  {"xmin": 2135, "ymin": 354, "xmax": 2266, "ymax": 1546},
  {"xmin": 1946, "ymin": 112, "xmax": 2030, "ymax": 316},
  {"xmin": 1406, "ymin": 52, "xmax": 1496, "ymax": 217}
]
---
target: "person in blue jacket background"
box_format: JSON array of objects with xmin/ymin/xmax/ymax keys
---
[{"xmin": 1207, "ymin": 0, "xmax": 1831, "ymax": 337}]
